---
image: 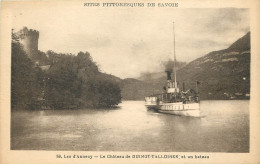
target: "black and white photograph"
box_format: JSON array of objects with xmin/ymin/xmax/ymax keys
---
[{"xmin": 1, "ymin": 0, "xmax": 260, "ymax": 163}]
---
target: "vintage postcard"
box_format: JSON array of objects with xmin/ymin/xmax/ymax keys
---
[{"xmin": 1, "ymin": 0, "xmax": 260, "ymax": 163}]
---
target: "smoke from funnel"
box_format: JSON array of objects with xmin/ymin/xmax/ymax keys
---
[
  {"xmin": 164, "ymin": 59, "xmax": 174, "ymax": 72},
  {"xmin": 162, "ymin": 59, "xmax": 186, "ymax": 72}
]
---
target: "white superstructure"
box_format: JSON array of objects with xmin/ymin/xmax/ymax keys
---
[{"xmin": 144, "ymin": 22, "xmax": 200, "ymax": 117}]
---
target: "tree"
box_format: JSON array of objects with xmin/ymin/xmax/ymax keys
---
[
  {"xmin": 11, "ymin": 41, "xmax": 44, "ymax": 110},
  {"xmin": 44, "ymin": 51, "xmax": 121, "ymax": 109}
]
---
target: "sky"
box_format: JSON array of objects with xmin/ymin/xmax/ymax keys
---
[{"xmin": 12, "ymin": 5, "xmax": 250, "ymax": 79}]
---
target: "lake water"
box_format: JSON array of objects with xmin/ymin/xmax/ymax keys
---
[{"xmin": 11, "ymin": 100, "xmax": 249, "ymax": 152}]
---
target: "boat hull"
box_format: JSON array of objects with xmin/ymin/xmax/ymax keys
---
[{"xmin": 157, "ymin": 102, "xmax": 200, "ymax": 117}]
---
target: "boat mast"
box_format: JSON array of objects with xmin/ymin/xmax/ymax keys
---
[{"xmin": 173, "ymin": 22, "xmax": 177, "ymax": 90}]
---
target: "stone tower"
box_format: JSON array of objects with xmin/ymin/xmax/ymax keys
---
[{"xmin": 17, "ymin": 27, "xmax": 39, "ymax": 57}]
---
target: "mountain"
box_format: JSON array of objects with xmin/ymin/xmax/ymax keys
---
[
  {"xmin": 121, "ymin": 32, "xmax": 250, "ymax": 100},
  {"xmin": 176, "ymin": 32, "xmax": 250, "ymax": 99},
  {"xmin": 137, "ymin": 72, "xmax": 166, "ymax": 81},
  {"xmin": 121, "ymin": 78, "xmax": 164, "ymax": 100},
  {"xmin": 99, "ymin": 73, "xmax": 122, "ymax": 83}
]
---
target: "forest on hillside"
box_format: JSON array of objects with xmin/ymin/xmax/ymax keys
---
[
  {"xmin": 121, "ymin": 32, "xmax": 250, "ymax": 100},
  {"xmin": 11, "ymin": 34, "xmax": 121, "ymax": 110}
]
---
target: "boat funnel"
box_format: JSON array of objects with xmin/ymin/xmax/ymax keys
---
[{"xmin": 166, "ymin": 71, "xmax": 172, "ymax": 81}]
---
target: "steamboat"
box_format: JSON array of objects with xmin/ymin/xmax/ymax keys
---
[{"xmin": 145, "ymin": 22, "xmax": 200, "ymax": 117}]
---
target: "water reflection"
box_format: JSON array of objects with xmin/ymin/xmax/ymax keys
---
[{"xmin": 11, "ymin": 100, "xmax": 249, "ymax": 152}]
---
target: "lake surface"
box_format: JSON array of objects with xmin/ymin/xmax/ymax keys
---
[{"xmin": 11, "ymin": 100, "xmax": 249, "ymax": 152}]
